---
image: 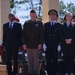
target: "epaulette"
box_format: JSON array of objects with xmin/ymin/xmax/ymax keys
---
[{"xmin": 25, "ymin": 20, "xmax": 30, "ymax": 23}]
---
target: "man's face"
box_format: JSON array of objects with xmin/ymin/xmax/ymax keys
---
[
  {"xmin": 8, "ymin": 14, "xmax": 15, "ymax": 22},
  {"xmin": 30, "ymin": 13, "xmax": 36, "ymax": 20},
  {"xmin": 49, "ymin": 14, "xmax": 57, "ymax": 21}
]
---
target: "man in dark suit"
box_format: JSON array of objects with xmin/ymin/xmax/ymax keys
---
[
  {"xmin": 44, "ymin": 9, "xmax": 61, "ymax": 75},
  {"xmin": 3, "ymin": 13, "xmax": 22, "ymax": 75}
]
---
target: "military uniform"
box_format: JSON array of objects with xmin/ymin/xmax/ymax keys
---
[
  {"xmin": 23, "ymin": 19, "xmax": 44, "ymax": 75},
  {"xmin": 44, "ymin": 9, "xmax": 61, "ymax": 75},
  {"xmin": 44, "ymin": 21, "xmax": 61, "ymax": 75},
  {"xmin": 23, "ymin": 20, "xmax": 44, "ymax": 48}
]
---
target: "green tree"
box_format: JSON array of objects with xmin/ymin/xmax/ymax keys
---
[
  {"xmin": 59, "ymin": 0, "xmax": 66, "ymax": 23},
  {"xmin": 66, "ymin": 2, "xmax": 75, "ymax": 15},
  {"xmin": 10, "ymin": 0, "xmax": 14, "ymax": 9},
  {"xmin": 59, "ymin": 0, "xmax": 66, "ymax": 17},
  {"xmin": 59, "ymin": 0, "xmax": 75, "ymax": 23}
]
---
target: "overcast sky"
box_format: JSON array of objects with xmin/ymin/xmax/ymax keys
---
[{"xmin": 61, "ymin": 0, "xmax": 75, "ymax": 5}]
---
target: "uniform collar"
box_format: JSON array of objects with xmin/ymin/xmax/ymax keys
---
[
  {"xmin": 50, "ymin": 20, "xmax": 57, "ymax": 25},
  {"xmin": 30, "ymin": 19, "xmax": 36, "ymax": 22}
]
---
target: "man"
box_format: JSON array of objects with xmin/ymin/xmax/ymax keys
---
[
  {"xmin": 22, "ymin": 9, "xmax": 44, "ymax": 75},
  {"xmin": 44, "ymin": 9, "xmax": 61, "ymax": 75},
  {"xmin": 3, "ymin": 13, "xmax": 22, "ymax": 75}
]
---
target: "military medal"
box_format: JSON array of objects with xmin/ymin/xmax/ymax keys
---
[{"xmin": 35, "ymin": 24, "xmax": 38, "ymax": 27}]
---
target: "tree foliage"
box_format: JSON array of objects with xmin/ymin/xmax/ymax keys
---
[
  {"xmin": 10, "ymin": 0, "xmax": 75, "ymax": 22},
  {"xmin": 59, "ymin": 0, "xmax": 75, "ymax": 23},
  {"xmin": 66, "ymin": 3, "xmax": 75, "ymax": 15}
]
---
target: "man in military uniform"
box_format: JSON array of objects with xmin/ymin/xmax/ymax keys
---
[
  {"xmin": 22, "ymin": 10, "xmax": 44, "ymax": 75},
  {"xmin": 44, "ymin": 9, "xmax": 61, "ymax": 75}
]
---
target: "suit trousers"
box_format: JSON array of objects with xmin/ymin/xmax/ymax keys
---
[
  {"xmin": 6, "ymin": 43, "xmax": 18, "ymax": 75},
  {"xmin": 27, "ymin": 49, "xmax": 39, "ymax": 75},
  {"xmin": 46, "ymin": 46, "xmax": 58, "ymax": 75},
  {"xmin": 62, "ymin": 44, "xmax": 75, "ymax": 74}
]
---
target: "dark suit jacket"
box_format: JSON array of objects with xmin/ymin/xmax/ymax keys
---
[
  {"xmin": 44, "ymin": 22, "xmax": 61, "ymax": 48},
  {"xmin": 60, "ymin": 22, "xmax": 75, "ymax": 45},
  {"xmin": 3, "ymin": 22, "xmax": 22, "ymax": 49}
]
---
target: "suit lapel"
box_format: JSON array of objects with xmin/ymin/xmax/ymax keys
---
[
  {"xmin": 63, "ymin": 22, "xmax": 68, "ymax": 30},
  {"xmin": 48, "ymin": 22, "xmax": 51, "ymax": 30},
  {"xmin": 6, "ymin": 22, "xmax": 10, "ymax": 31},
  {"xmin": 7, "ymin": 22, "xmax": 16, "ymax": 29},
  {"xmin": 12, "ymin": 22, "xmax": 16, "ymax": 30}
]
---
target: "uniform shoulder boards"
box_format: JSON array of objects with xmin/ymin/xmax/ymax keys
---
[{"xmin": 25, "ymin": 20, "xmax": 30, "ymax": 23}]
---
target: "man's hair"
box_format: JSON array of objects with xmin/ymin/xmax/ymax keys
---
[
  {"xmin": 8, "ymin": 13, "xmax": 15, "ymax": 17},
  {"xmin": 30, "ymin": 9, "xmax": 36, "ymax": 13}
]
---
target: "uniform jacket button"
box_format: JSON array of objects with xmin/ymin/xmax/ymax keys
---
[
  {"xmin": 54, "ymin": 34, "xmax": 55, "ymax": 36},
  {"xmin": 49, "ymin": 34, "xmax": 51, "ymax": 36}
]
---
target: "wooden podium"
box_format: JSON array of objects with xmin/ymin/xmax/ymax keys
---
[{"xmin": 0, "ymin": 65, "xmax": 7, "ymax": 75}]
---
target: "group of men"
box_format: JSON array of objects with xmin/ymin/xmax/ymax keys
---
[{"xmin": 2, "ymin": 9, "xmax": 75, "ymax": 75}]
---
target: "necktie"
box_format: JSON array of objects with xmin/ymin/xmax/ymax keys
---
[
  {"xmin": 52, "ymin": 22, "xmax": 53, "ymax": 26},
  {"xmin": 10, "ymin": 22, "xmax": 12, "ymax": 30}
]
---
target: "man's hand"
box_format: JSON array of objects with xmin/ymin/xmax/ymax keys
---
[
  {"xmin": 22, "ymin": 44, "xmax": 27, "ymax": 50},
  {"xmin": 2, "ymin": 46, "xmax": 6, "ymax": 51},
  {"xmin": 19, "ymin": 46, "xmax": 23, "ymax": 50},
  {"xmin": 65, "ymin": 39, "xmax": 72, "ymax": 44},
  {"xmin": 3, "ymin": 47, "xmax": 6, "ymax": 51},
  {"xmin": 69, "ymin": 38, "xmax": 72, "ymax": 43},
  {"xmin": 38, "ymin": 44, "xmax": 42, "ymax": 50}
]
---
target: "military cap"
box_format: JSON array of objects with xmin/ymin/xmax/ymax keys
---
[
  {"xmin": 48, "ymin": 9, "xmax": 58, "ymax": 17},
  {"xmin": 30, "ymin": 9, "xmax": 36, "ymax": 13}
]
